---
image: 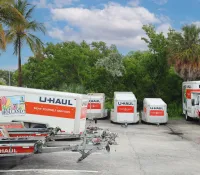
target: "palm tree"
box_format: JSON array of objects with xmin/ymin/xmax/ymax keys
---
[
  {"xmin": 6, "ymin": 0, "xmax": 45, "ymax": 87},
  {"xmin": 0, "ymin": 0, "xmax": 24, "ymax": 50},
  {"xmin": 168, "ymin": 24, "xmax": 200, "ymax": 81}
]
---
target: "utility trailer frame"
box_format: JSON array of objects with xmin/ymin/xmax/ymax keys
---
[{"xmin": 0, "ymin": 123, "xmax": 118, "ymax": 162}]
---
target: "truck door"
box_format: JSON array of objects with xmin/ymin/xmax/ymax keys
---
[{"xmin": 195, "ymin": 95, "xmax": 200, "ymax": 117}]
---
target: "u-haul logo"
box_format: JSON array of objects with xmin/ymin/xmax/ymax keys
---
[
  {"xmin": 150, "ymin": 107, "xmax": 164, "ymax": 110},
  {"xmin": 0, "ymin": 149, "xmax": 17, "ymax": 153},
  {"xmin": 89, "ymin": 100, "xmax": 100, "ymax": 103},
  {"xmin": 39, "ymin": 97, "xmax": 73, "ymax": 106},
  {"xmin": 118, "ymin": 102, "xmax": 134, "ymax": 106}
]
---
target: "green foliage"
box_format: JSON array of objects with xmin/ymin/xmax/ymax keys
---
[
  {"xmin": 12, "ymin": 38, "xmax": 184, "ymax": 113},
  {"xmin": 168, "ymin": 24, "xmax": 200, "ymax": 80},
  {"xmin": 0, "ymin": 70, "xmax": 15, "ymax": 85},
  {"xmin": 167, "ymin": 103, "xmax": 183, "ymax": 119},
  {"xmin": 96, "ymin": 52, "xmax": 125, "ymax": 77},
  {"xmin": 0, "ymin": 78, "xmax": 6, "ymax": 85},
  {"xmin": 58, "ymin": 84, "xmax": 86, "ymax": 94}
]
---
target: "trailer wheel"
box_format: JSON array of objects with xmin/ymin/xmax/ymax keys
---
[
  {"xmin": 185, "ymin": 112, "xmax": 191, "ymax": 121},
  {"xmin": 33, "ymin": 124, "xmax": 46, "ymax": 128}
]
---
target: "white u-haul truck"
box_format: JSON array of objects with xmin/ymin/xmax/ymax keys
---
[
  {"xmin": 182, "ymin": 81, "xmax": 200, "ymax": 121},
  {"xmin": 110, "ymin": 92, "xmax": 139, "ymax": 124},
  {"xmin": 86, "ymin": 93, "xmax": 107, "ymax": 120},
  {"xmin": 142, "ymin": 98, "xmax": 168, "ymax": 124},
  {"xmin": 0, "ymin": 85, "xmax": 88, "ymax": 138}
]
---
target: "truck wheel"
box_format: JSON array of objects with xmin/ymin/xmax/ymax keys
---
[
  {"xmin": 185, "ymin": 112, "xmax": 191, "ymax": 121},
  {"xmin": 33, "ymin": 124, "xmax": 46, "ymax": 128}
]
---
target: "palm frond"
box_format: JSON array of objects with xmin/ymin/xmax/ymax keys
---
[
  {"xmin": 0, "ymin": 24, "xmax": 6, "ymax": 50},
  {"xmin": 25, "ymin": 5, "xmax": 35, "ymax": 20},
  {"xmin": 0, "ymin": 2, "xmax": 25, "ymax": 25},
  {"xmin": 0, "ymin": 0, "xmax": 14, "ymax": 5},
  {"xmin": 27, "ymin": 21, "xmax": 46, "ymax": 34}
]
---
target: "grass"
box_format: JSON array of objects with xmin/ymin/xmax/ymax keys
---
[{"xmin": 167, "ymin": 103, "xmax": 183, "ymax": 120}]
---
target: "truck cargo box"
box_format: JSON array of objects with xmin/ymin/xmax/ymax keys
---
[{"xmin": 0, "ymin": 85, "xmax": 88, "ymax": 136}]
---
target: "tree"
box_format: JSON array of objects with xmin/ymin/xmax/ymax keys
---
[
  {"xmin": 96, "ymin": 52, "xmax": 125, "ymax": 77},
  {"xmin": 0, "ymin": 77, "xmax": 6, "ymax": 85},
  {"xmin": 6, "ymin": 0, "xmax": 45, "ymax": 87},
  {"xmin": 168, "ymin": 24, "xmax": 200, "ymax": 81},
  {"xmin": 0, "ymin": 70, "xmax": 15, "ymax": 85},
  {"xmin": 0, "ymin": 0, "xmax": 24, "ymax": 50},
  {"xmin": 141, "ymin": 25, "xmax": 169, "ymax": 96}
]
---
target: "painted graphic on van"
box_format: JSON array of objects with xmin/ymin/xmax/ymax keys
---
[{"xmin": 0, "ymin": 96, "xmax": 26, "ymax": 115}]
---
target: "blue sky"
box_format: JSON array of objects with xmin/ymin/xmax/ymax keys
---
[{"xmin": 1, "ymin": 0, "xmax": 200, "ymax": 70}]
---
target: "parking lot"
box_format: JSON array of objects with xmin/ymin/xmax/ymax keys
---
[{"xmin": 1, "ymin": 119, "xmax": 200, "ymax": 175}]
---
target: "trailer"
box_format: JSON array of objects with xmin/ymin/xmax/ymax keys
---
[
  {"xmin": 141, "ymin": 98, "xmax": 168, "ymax": 124},
  {"xmin": 182, "ymin": 81, "xmax": 200, "ymax": 120},
  {"xmin": 0, "ymin": 85, "xmax": 88, "ymax": 139},
  {"xmin": 110, "ymin": 92, "xmax": 139, "ymax": 124},
  {"xmin": 0, "ymin": 123, "xmax": 118, "ymax": 163},
  {"xmin": 87, "ymin": 93, "xmax": 107, "ymax": 120}
]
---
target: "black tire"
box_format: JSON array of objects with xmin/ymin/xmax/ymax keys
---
[
  {"xmin": 185, "ymin": 112, "xmax": 191, "ymax": 121},
  {"xmin": 33, "ymin": 124, "xmax": 46, "ymax": 128}
]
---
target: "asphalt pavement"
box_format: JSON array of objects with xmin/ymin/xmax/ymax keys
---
[{"xmin": 1, "ymin": 118, "xmax": 200, "ymax": 175}]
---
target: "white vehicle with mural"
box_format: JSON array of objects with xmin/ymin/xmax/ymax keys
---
[
  {"xmin": 0, "ymin": 85, "xmax": 88, "ymax": 138},
  {"xmin": 182, "ymin": 81, "xmax": 200, "ymax": 121},
  {"xmin": 87, "ymin": 93, "xmax": 107, "ymax": 120}
]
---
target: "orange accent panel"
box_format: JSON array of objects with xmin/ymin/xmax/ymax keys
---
[
  {"xmin": 117, "ymin": 106, "xmax": 134, "ymax": 113},
  {"xmin": 0, "ymin": 146, "xmax": 34, "ymax": 154},
  {"xmin": 186, "ymin": 89, "xmax": 200, "ymax": 99},
  {"xmin": 0, "ymin": 123, "xmax": 24, "ymax": 129},
  {"xmin": 9, "ymin": 133, "xmax": 48, "ymax": 137},
  {"xmin": 150, "ymin": 110, "xmax": 164, "ymax": 116},
  {"xmin": 87, "ymin": 103, "xmax": 101, "ymax": 109},
  {"xmin": 26, "ymin": 102, "xmax": 76, "ymax": 119}
]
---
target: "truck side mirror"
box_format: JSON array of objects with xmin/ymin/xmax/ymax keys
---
[{"xmin": 192, "ymin": 99, "xmax": 195, "ymax": 106}]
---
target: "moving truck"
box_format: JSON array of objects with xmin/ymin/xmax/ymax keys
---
[
  {"xmin": 110, "ymin": 92, "xmax": 139, "ymax": 124},
  {"xmin": 182, "ymin": 81, "xmax": 200, "ymax": 121},
  {"xmin": 0, "ymin": 85, "xmax": 88, "ymax": 138},
  {"xmin": 142, "ymin": 98, "xmax": 168, "ymax": 124},
  {"xmin": 87, "ymin": 93, "xmax": 107, "ymax": 119}
]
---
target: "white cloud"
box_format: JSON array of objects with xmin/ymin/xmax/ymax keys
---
[
  {"xmin": 32, "ymin": 0, "xmax": 79, "ymax": 8},
  {"xmin": 156, "ymin": 23, "xmax": 171, "ymax": 36},
  {"xmin": 32, "ymin": 0, "xmax": 47, "ymax": 8},
  {"xmin": 128, "ymin": 0, "xmax": 140, "ymax": 7},
  {"xmin": 152, "ymin": 0, "xmax": 168, "ymax": 5},
  {"xmin": 48, "ymin": 28, "xmax": 65, "ymax": 41},
  {"xmin": 50, "ymin": 0, "xmax": 79, "ymax": 8},
  {"xmin": 0, "ymin": 65, "xmax": 17, "ymax": 71},
  {"xmin": 49, "ymin": 2, "xmax": 170, "ymax": 50},
  {"xmin": 192, "ymin": 21, "xmax": 200, "ymax": 27}
]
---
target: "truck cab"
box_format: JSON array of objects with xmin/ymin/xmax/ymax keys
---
[{"xmin": 190, "ymin": 92, "xmax": 200, "ymax": 119}]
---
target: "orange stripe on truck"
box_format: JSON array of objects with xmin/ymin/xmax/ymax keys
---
[
  {"xmin": 25, "ymin": 102, "xmax": 76, "ymax": 119},
  {"xmin": 186, "ymin": 89, "xmax": 200, "ymax": 99}
]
